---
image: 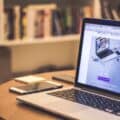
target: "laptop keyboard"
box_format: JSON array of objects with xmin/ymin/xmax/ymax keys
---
[
  {"xmin": 48, "ymin": 88, "xmax": 120, "ymax": 116},
  {"xmin": 97, "ymin": 49, "xmax": 113, "ymax": 59}
]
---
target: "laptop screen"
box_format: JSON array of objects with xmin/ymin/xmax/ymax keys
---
[{"xmin": 77, "ymin": 19, "xmax": 120, "ymax": 94}]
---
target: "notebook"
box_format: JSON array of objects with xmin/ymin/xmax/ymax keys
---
[{"xmin": 15, "ymin": 75, "xmax": 46, "ymax": 84}]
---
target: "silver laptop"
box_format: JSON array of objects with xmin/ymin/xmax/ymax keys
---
[
  {"xmin": 17, "ymin": 18, "xmax": 120, "ymax": 120},
  {"xmin": 94, "ymin": 37, "xmax": 118, "ymax": 62}
]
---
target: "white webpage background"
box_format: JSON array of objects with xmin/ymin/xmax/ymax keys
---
[{"xmin": 78, "ymin": 23, "xmax": 120, "ymax": 84}]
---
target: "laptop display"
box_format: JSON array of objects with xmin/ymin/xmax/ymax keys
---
[{"xmin": 77, "ymin": 20, "xmax": 120, "ymax": 94}]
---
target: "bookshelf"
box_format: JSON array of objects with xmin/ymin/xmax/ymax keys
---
[
  {"xmin": 0, "ymin": 0, "xmax": 88, "ymax": 78},
  {"xmin": 0, "ymin": 0, "xmax": 4, "ymax": 41},
  {"xmin": 1, "ymin": 0, "xmax": 120, "ymax": 43},
  {"xmin": 0, "ymin": 0, "xmax": 120, "ymax": 81},
  {"xmin": 0, "ymin": 0, "xmax": 95, "ymax": 44},
  {"xmin": 0, "ymin": 34, "xmax": 80, "ymax": 47}
]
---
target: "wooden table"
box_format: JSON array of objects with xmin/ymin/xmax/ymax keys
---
[{"xmin": 0, "ymin": 70, "xmax": 75, "ymax": 120}]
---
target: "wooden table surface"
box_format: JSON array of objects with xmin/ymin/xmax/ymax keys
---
[{"xmin": 0, "ymin": 70, "xmax": 75, "ymax": 120}]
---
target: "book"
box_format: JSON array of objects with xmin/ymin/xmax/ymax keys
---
[
  {"xmin": 0, "ymin": 0, "xmax": 4, "ymax": 40},
  {"xmin": 14, "ymin": 6, "xmax": 21, "ymax": 39},
  {"xmin": 101, "ymin": 0, "xmax": 113, "ymax": 19},
  {"xmin": 5, "ymin": 7, "xmax": 15, "ymax": 40},
  {"xmin": 34, "ymin": 10, "xmax": 44, "ymax": 38},
  {"xmin": 83, "ymin": 5, "xmax": 93, "ymax": 18},
  {"xmin": 44, "ymin": 9, "xmax": 53, "ymax": 37},
  {"xmin": 20, "ymin": 7, "xmax": 28, "ymax": 39},
  {"xmin": 78, "ymin": 8, "xmax": 84, "ymax": 33},
  {"xmin": 64, "ymin": 7, "xmax": 73, "ymax": 34},
  {"xmin": 27, "ymin": 4, "xmax": 56, "ymax": 39},
  {"xmin": 52, "ymin": 9, "xmax": 63, "ymax": 36},
  {"xmin": 52, "ymin": 7, "xmax": 78, "ymax": 36},
  {"xmin": 93, "ymin": 0, "xmax": 102, "ymax": 18},
  {"xmin": 4, "ymin": 11, "xmax": 8, "ymax": 40},
  {"xmin": 71, "ymin": 7, "xmax": 82, "ymax": 34},
  {"xmin": 111, "ymin": 9, "xmax": 120, "ymax": 20}
]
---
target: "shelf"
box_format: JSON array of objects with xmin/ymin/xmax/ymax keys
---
[
  {"xmin": 0, "ymin": 34, "xmax": 80, "ymax": 47},
  {"xmin": 4, "ymin": 0, "xmax": 91, "ymax": 7},
  {"xmin": 5, "ymin": 0, "xmax": 119, "ymax": 8}
]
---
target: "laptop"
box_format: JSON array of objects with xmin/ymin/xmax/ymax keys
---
[
  {"xmin": 96, "ymin": 37, "xmax": 114, "ymax": 59},
  {"xmin": 17, "ymin": 18, "xmax": 120, "ymax": 120},
  {"xmin": 95, "ymin": 37, "xmax": 118, "ymax": 62}
]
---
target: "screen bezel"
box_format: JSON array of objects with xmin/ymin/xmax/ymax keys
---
[{"xmin": 75, "ymin": 18, "xmax": 120, "ymax": 96}]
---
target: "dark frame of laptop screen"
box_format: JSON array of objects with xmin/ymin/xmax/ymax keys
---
[{"xmin": 75, "ymin": 18, "xmax": 120, "ymax": 96}]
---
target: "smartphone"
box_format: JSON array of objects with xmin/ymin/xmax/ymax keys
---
[
  {"xmin": 9, "ymin": 81, "xmax": 63, "ymax": 94},
  {"xmin": 52, "ymin": 74, "xmax": 74, "ymax": 84}
]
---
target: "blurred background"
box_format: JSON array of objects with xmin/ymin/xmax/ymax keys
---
[{"xmin": 0, "ymin": 0, "xmax": 120, "ymax": 83}]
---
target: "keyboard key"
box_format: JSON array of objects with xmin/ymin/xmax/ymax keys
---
[{"xmin": 48, "ymin": 88, "xmax": 120, "ymax": 116}]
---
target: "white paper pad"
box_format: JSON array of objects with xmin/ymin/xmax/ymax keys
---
[{"xmin": 14, "ymin": 75, "xmax": 46, "ymax": 84}]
